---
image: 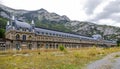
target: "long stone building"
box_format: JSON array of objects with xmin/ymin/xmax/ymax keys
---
[{"xmin": 5, "ymin": 16, "xmax": 116, "ymax": 50}]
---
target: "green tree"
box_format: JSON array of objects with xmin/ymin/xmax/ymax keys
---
[
  {"xmin": 0, "ymin": 17, "xmax": 7, "ymax": 38},
  {"xmin": 0, "ymin": 29, "xmax": 5, "ymax": 38},
  {"xmin": 117, "ymin": 38, "xmax": 120, "ymax": 47},
  {"xmin": 0, "ymin": 17, "xmax": 7, "ymax": 29}
]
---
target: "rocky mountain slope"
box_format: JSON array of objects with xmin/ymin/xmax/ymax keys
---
[
  {"xmin": 65, "ymin": 21, "xmax": 120, "ymax": 40},
  {"xmin": 0, "ymin": 4, "xmax": 120, "ymax": 40}
]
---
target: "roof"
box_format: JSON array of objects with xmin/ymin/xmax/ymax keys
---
[
  {"xmin": 35, "ymin": 28, "xmax": 69, "ymax": 35},
  {"xmin": 15, "ymin": 20, "xmax": 32, "ymax": 29},
  {"xmin": 35, "ymin": 28, "xmax": 96, "ymax": 40}
]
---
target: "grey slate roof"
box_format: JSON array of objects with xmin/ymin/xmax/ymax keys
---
[
  {"xmin": 35, "ymin": 28, "xmax": 70, "ymax": 36},
  {"xmin": 15, "ymin": 20, "xmax": 32, "ymax": 29},
  {"xmin": 35, "ymin": 28, "xmax": 96, "ymax": 40}
]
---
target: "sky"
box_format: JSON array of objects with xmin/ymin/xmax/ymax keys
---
[{"xmin": 0, "ymin": 0, "xmax": 120, "ymax": 27}]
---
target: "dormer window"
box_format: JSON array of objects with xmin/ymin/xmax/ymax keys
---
[
  {"xmin": 46, "ymin": 33, "xmax": 48, "ymax": 35},
  {"xmin": 49, "ymin": 33, "xmax": 52, "ymax": 36},
  {"xmin": 12, "ymin": 22, "xmax": 15, "ymax": 26},
  {"xmin": 56, "ymin": 34, "xmax": 58, "ymax": 36},
  {"xmin": 42, "ymin": 32, "xmax": 44, "ymax": 35},
  {"xmin": 23, "ymin": 29, "xmax": 26, "ymax": 31},
  {"xmin": 20, "ymin": 27, "xmax": 22, "ymax": 31},
  {"xmin": 26, "ymin": 28, "xmax": 28, "ymax": 32},
  {"xmin": 59, "ymin": 34, "xmax": 61, "ymax": 37},
  {"xmin": 37, "ymin": 32, "xmax": 39, "ymax": 34},
  {"xmin": 53, "ymin": 33, "xmax": 55, "ymax": 36},
  {"xmin": 17, "ymin": 28, "xmax": 19, "ymax": 30}
]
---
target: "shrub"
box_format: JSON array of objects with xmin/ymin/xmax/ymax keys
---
[
  {"xmin": 59, "ymin": 45, "xmax": 65, "ymax": 51},
  {"xmin": 38, "ymin": 52, "xmax": 41, "ymax": 55}
]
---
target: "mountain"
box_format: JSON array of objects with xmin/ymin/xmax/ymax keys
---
[
  {"xmin": 0, "ymin": 4, "xmax": 28, "ymax": 18},
  {"xmin": 65, "ymin": 21, "xmax": 120, "ymax": 40},
  {"xmin": 0, "ymin": 4, "xmax": 71, "ymax": 33},
  {"xmin": 20, "ymin": 8, "xmax": 70, "ymax": 23},
  {"xmin": 0, "ymin": 4, "xmax": 120, "ymax": 40}
]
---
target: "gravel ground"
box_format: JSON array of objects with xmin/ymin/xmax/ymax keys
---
[{"xmin": 85, "ymin": 52, "xmax": 120, "ymax": 69}]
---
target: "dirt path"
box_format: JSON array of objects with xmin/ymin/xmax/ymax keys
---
[{"xmin": 85, "ymin": 52, "xmax": 120, "ymax": 69}]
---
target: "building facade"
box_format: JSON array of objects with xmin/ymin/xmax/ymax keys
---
[{"xmin": 5, "ymin": 17, "xmax": 116, "ymax": 50}]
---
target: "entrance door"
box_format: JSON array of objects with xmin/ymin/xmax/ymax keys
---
[
  {"xmin": 28, "ymin": 44, "xmax": 32, "ymax": 50},
  {"xmin": 46, "ymin": 44, "xmax": 48, "ymax": 49},
  {"xmin": 37, "ymin": 44, "xmax": 40, "ymax": 49},
  {"xmin": 16, "ymin": 44, "xmax": 20, "ymax": 50}
]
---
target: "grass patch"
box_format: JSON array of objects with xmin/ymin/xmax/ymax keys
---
[
  {"xmin": 0, "ymin": 47, "xmax": 120, "ymax": 69},
  {"xmin": 114, "ymin": 54, "xmax": 120, "ymax": 58}
]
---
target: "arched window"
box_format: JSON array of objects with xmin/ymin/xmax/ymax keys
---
[
  {"xmin": 16, "ymin": 34, "xmax": 20, "ymax": 40},
  {"xmin": 22, "ymin": 35, "xmax": 26, "ymax": 40},
  {"xmin": 29, "ymin": 35, "xmax": 32, "ymax": 38},
  {"xmin": 28, "ymin": 35, "xmax": 32, "ymax": 40}
]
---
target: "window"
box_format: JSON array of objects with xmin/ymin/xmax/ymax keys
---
[
  {"xmin": 37, "ymin": 44, "xmax": 40, "ymax": 48},
  {"xmin": 42, "ymin": 32, "xmax": 44, "ymax": 35},
  {"xmin": 56, "ymin": 34, "xmax": 58, "ymax": 36},
  {"xmin": 29, "ymin": 35, "xmax": 32, "ymax": 38},
  {"xmin": 64, "ymin": 35, "xmax": 66, "ymax": 37},
  {"xmin": 28, "ymin": 44, "xmax": 32, "ymax": 50},
  {"xmin": 37, "ymin": 32, "xmax": 39, "ymax": 34},
  {"xmin": 17, "ymin": 28, "xmax": 19, "ymax": 30},
  {"xmin": 28, "ymin": 35, "xmax": 32, "ymax": 40},
  {"xmin": 49, "ymin": 33, "xmax": 52, "ymax": 36},
  {"xmin": 46, "ymin": 32, "xmax": 48, "ymax": 35},
  {"xmin": 20, "ymin": 27, "xmax": 22, "ymax": 31},
  {"xmin": 26, "ymin": 28, "xmax": 29, "ymax": 32},
  {"xmin": 12, "ymin": 22, "xmax": 15, "ymax": 26},
  {"xmin": 22, "ymin": 29, "xmax": 26, "ymax": 31},
  {"xmin": 53, "ymin": 33, "xmax": 55, "ymax": 36},
  {"xmin": 16, "ymin": 34, "xmax": 20, "ymax": 40},
  {"xmin": 59, "ymin": 34, "xmax": 61, "ymax": 37},
  {"xmin": 46, "ymin": 44, "xmax": 48, "ymax": 49},
  {"xmin": 22, "ymin": 35, "xmax": 26, "ymax": 40}
]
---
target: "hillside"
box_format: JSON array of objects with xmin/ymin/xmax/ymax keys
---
[
  {"xmin": 65, "ymin": 21, "xmax": 120, "ymax": 40},
  {"xmin": 0, "ymin": 4, "xmax": 120, "ymax": 40}
]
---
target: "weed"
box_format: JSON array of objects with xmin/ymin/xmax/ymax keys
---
[
  {"xmin": 0, "ymin": 47, "xmax": 120, "ymax": 69},
  {"xmin": 114, "ymin": 55, "xmax": 120, "ymax": 58}
]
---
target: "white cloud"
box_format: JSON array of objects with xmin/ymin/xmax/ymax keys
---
[
  {"xmin": 97, "ymin": 19, "xmax": 120, "ymax": 27},
  {"xmin": 93, "ymin": 0, "xmax": 110, "ymax": 15},
  {"xmin": 1, "ymin": 0, "xmax": 88, "ymax": 21},
  {"xmin": 1, "ymin": 0, "xmax": 120, "ymax": 27},
  {"xmin": 88, "ymin": 0, "xmax": 112, "ymax": 22}
]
